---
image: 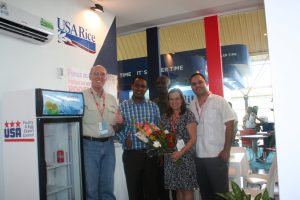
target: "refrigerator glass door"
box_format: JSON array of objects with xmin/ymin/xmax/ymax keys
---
[{"xmin": 44, "ymin": 121, "xmax": 82, "ymax": 200}]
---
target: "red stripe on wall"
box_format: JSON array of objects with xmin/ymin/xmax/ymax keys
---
[
  {"xmin": 4, "ymin": 138, "xmax": 35, "ymax": 142},
  {"xmin": 204, "ymin": 15, "xmax": 224, "ymax": 97}
]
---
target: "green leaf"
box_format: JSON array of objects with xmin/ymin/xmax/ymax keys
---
[
  {"xmin": 241, "ymin": 189, "xmax": 251, "ymax": 200},
  {"xmin": 217, "ymin": 192, "xmax": 235, "ymax": 200},
  {"xmin": 262, "ymin": 189, "xmax": 269, "ymax": 200},
  {"xmin": 216, "ymin": 193, "xmax": 228, "ymax": 199},
  {"xmin": 254, "ymin": 193, "xmax": 262, "ymax": 200},
  {"xmin": 231, "ymin": 181, "xmax": 243, "ymax": 199}
]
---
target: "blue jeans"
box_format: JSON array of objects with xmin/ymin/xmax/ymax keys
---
[{"xmin": 83, "ymin": 139, "xmax": 116, "ymax": 200}]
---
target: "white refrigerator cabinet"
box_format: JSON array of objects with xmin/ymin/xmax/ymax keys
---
[{"xmin": 1, "ymin": 89, "xmax": 85, "ymax": 200}]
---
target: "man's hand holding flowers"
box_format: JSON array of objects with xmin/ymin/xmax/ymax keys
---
[{"xmin": 133, "ymin": 121, "xmax": 177, "ymax": 157}]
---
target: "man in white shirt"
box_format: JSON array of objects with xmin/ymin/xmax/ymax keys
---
[
  {"xmin": 228, "ymin": 102, "xmax": 239, "ymax": 146},
  {"xmin": 189, "ymin": 73, "xmax": 234, "ymax": 200}
]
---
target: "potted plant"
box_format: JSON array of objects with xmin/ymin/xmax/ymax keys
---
[{"xmin": 217, "ymin": 181, "xmax": 274, "ymax": 200}]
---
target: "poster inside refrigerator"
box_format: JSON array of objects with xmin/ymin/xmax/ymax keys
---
[{"xmin": 1, "ymin": 88, "xmax": 85, "ymax": 200}]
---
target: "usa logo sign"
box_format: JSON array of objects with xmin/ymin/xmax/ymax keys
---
[
  {"xmin": 57, "ymin": 17, "xmax": 96, "ymax": 54},
  {"xmin": 3, "ymin": 120, "xmax": 35, "ymax": 142}
]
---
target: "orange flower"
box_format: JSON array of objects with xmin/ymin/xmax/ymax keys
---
[
  {"xmin": 133, "ymin": 121, "xmax": 178, "ymax": 158},
  {"xmin": 143, "ymin": 124, "xmax": 152, "ymax": 136}
]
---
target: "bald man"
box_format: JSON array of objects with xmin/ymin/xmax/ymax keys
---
[{"xmin": 82, "ymin": 65, "xmax": 122, "ymax": 200}]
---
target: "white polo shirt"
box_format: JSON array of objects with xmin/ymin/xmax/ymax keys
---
[{"xmin": 189, "ymin": 94, "xmax": 235, "ymax": 158}]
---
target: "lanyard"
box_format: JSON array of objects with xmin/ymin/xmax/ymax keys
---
[
  {"xmin": 90, "ymin": 88, "xmax": 106, "ymax": 119},
  {"xmin": 169, "ymin": 114, "xmax": 179, "ymax": 133},
  {"xmin": 195, "ymin": 92, "xmax": 211, "ymax": 120}
]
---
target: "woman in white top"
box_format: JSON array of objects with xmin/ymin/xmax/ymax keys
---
[
  {"xmin": 243, "ymin": 106, "xmax": 263, "ymax": 131},
  {"xmin": 243, "ymin": 106, "xmax": 256, "ymax": 129}
]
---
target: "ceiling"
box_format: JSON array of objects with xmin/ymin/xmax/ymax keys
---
[
  {"xmin": 117, "ymin": 9, "xmax": 268, "ymax": 61},
  {"xmin": 92, "ymin": 0, "xmax": 264, "ymax": 35},
  {"xmin": 90, "ymin": 0, "xmax": 267, "ymax": 61}
]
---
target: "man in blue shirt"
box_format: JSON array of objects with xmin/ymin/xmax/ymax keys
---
[{"xmin": 116, "ymin": 76, "xmax": 160, "ymax": 200}]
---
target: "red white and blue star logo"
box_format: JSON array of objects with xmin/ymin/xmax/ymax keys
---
[{"xmin": 3, "ymin": 120, "xmax": 35, "ymax": 142}]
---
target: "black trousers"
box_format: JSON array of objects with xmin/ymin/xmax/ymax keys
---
[
  {"xmin": 123, "ymin": 150, "xmax": 159, "ymax": 200},
  {"xmin": 195, "ymin": 157, "xmax": 229, "ymax": 200},
  {"xmin": 157, "ymin": 161, "xmax": 171, "ymax": 200}
]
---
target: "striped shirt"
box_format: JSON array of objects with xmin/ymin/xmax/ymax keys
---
[{"xmin": 116, "ymin": 98, "xmax": 160, "ymax": 150}]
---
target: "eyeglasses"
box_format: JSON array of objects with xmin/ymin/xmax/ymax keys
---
[{"xmin": 91, "ymin": 72, "xmax": 106, "ymax": 77}]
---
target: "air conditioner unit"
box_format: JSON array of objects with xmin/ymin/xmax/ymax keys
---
[{"xmin": 0, "ymin": 1, "xmax": 54, "ymax": 44}]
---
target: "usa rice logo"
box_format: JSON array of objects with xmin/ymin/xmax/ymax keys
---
[
  {"xmin": 4, "ymin": 120, "xmax": 34, "ymax": 142},
  {"xmin": 57, "ymin": 17, "xmax": 96, "ymax": 54}
]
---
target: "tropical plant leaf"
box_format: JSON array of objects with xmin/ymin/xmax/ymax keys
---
[
  {"xmin": 231, "ymin": 181, "xmax": 243, "ymax": 199},
  {"xmin": 242, "ymin": 196, "xmax": 249, "ymax": 200},
  {"xmin": 241, "ymin": 190, "xmax": 251, "ymax": 200},
  {"xmin": 254, "ymin": 193, "xmax": 262, "ymax": 200},
  {"xmin": 216, "ymin": 192, "xmax": 228, "ymax": 199},
  {"xmin": 262, "ymin": 189, "xmax": 270, "ymax": 200},
  {"xmin": 217, "ymin": 180, "xmax": 268, "ymax": 200},
  {"xmin": 241, "ymin": 189, "xmax": 246, "ymax": 195},
  {"xmin": 216, "ymin": 192, "xmax": 235, "ymax": 200}
]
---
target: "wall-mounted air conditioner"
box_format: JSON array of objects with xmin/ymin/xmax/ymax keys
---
[{"xmin": 0, "ymin": 1, "xmax": 54, "ymax": 44}]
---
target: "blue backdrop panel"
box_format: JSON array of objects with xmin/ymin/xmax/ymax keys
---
[
  {"xmin": 94, "ymin": 18, "xmax": 118, "ymax": 75},
  {"xmin": 118, "ymin": 44, "xmax": 250, "ymax": 99}
]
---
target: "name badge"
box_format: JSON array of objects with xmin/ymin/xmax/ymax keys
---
[
  {"xmin": 98, "ymin": 121, "xmax": 109, "ymax": 136},
  {"xmin": 176, "ymin": 139, "xmax": 185, "ymax": 151}
]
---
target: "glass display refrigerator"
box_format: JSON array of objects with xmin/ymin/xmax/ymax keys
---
[{"xmin": 1, "ymin": 88, "xmax": 85, "ymax": 200}]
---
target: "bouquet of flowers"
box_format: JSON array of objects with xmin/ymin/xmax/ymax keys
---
[{"xmin": 133, "ymin": 121, "xmax": 177, "ymax": 157}]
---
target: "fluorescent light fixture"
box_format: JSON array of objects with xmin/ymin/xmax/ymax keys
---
[{"xmin": 90, "ymin": 4, "xmax": 104, "ymax": 13}]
